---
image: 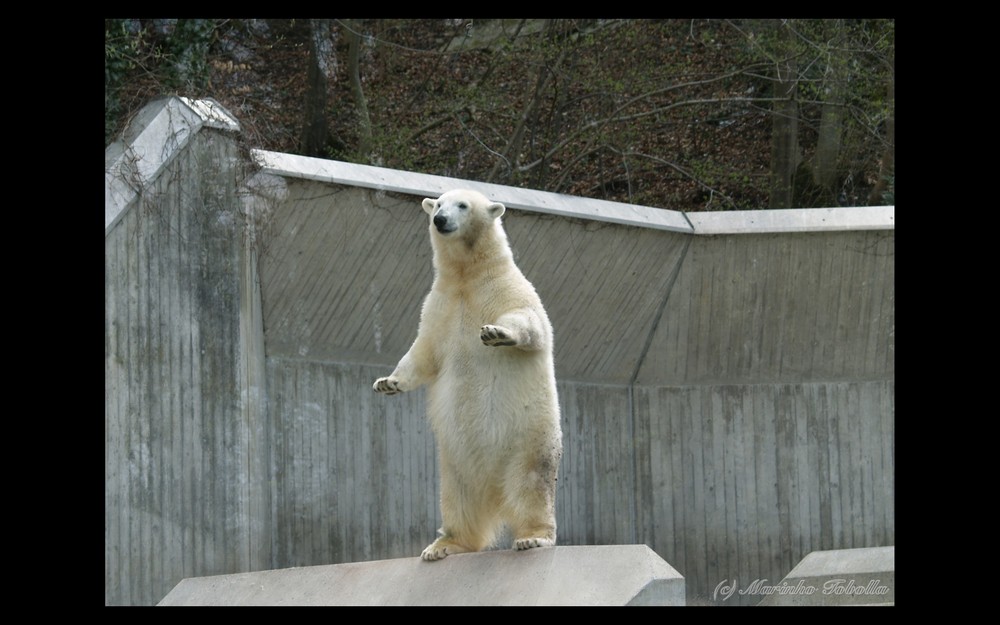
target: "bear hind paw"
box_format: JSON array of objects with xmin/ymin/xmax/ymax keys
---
[
  {"xmin": 421, "ymin": 538, "xmax": 472, "ymax": 561},
  {"xmin": 514, "ymin": 536, "xmax": 555, "ymax": 551}
]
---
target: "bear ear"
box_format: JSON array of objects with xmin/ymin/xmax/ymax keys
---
[
  {"xmin": 422, "ymin": 198, "xmax": 437, "ymax": 215},
  {"xmin": 487, "ymin": 202, "xmax": 505, "ymax": 219}
]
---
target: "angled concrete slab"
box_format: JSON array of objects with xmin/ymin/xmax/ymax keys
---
[
  {"xmin": 757, "ymin": 546, "xmax": 894, "ymax": 606},
  {"xmin": 158, "ymin": 545, "xmax": 684, "ymax": 606},
  {"xmin": 252, "ymin": 149, "xmax": 694, "ymax": 233}
]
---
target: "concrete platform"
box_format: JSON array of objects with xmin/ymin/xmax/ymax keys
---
[
  {"xmin": 158, "ymin": 545, "xmax": 684, "ymax": 606},
  {"xmin": 757, "ymin": 546, "xmax": 894, "ymax": 606}
]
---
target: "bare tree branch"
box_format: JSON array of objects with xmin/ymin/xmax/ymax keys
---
[
  {"xmin": 487, "ymin": 20, "xmax": 571, "ymax": 182},
  {"xmin": 617, "ymin": 148, "xmax": 739, "ymax": 209}
]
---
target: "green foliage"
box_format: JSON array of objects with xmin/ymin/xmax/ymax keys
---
[
  {"xmin": 105, "ymin": 20, "xmax": 144, "ymax": 144},
  {"xmin": 105, "ymin": 19, "xmax": 223, "ymax": 144},
  {"xmin": 165, "ymin": 19, "xmax": 218, "ymax": 89}
]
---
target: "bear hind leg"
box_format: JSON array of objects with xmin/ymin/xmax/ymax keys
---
[
  {"xmin": 505, "ymin": 484, "xmax": 557, "ymax": 551},
  {"xmin": 422, "ymin": 481, "xmax": 500, "ymax": 561},
  {"xmin": 512, "ymin": 517, "xmax": 557, "ymax": 551},
  {"xmin": 421, "ymin": 520, "xmax": 498, "ymax": 561},
  {"xmin": 504, "ymin": 456, "xmax": 559, "ymax": 552}
]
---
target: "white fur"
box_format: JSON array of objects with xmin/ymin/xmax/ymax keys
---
[{"xmin": 374, "ymin": 189, "xmax": 562, "ymax": 561}]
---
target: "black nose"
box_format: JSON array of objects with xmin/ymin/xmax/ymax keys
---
[{"xmin": 434, "ymin": 214, "xmax": 448, "ymax": 230}]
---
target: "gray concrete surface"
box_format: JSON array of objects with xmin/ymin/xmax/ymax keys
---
[
  {"xmin": 757, "ymin": 546, "xmax": 894, "ymax": 606},
  {"xmin": 157, "ymin": 545, "xmax": 685, "ymax": 606}
]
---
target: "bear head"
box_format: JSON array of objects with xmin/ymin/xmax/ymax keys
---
[{"xmin": 422, "ymin": 190, "xmax": 506, "ymax": 240}]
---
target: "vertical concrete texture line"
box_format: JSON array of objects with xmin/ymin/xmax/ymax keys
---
[
  {"xmin": 627, "ymin": 234, "xmax": 692, "ymax": 545},
  {"xmin": 239, "ymin": 193, "xmax": 271, "ymax": 573}
]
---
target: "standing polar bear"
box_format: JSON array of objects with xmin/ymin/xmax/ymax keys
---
[{"xmin": 373, "ymin": 189, "xmax": 562, "ymax": 561}]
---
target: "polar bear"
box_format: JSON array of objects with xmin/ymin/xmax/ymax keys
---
[{"xmin": 373, "ymin": 189, "xmax": 562, "ymax": 561}]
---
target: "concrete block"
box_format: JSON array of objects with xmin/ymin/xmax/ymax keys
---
[
  {"xmin": 757, "ymin": 546, "xmax": 894, "ymax": 606},
  {"xmin": 158, "ymin": 545, "xmax": 684, "ymax": 606}
]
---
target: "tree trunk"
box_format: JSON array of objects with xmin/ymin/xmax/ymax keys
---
[
  {"xmin": 813, "ymin": 96, "xmax": 844, "ymax": 203},
  {"xmin": 811, "ymin": 20, "xmax": 848, "ymax": 205},
  {"xmin": 346, "ymin": 19, "xmax": 373, "ymax": 162},
  {"xmin": 299, "ymin": 19, "xmax": 338, "ymax": 157},
  {"xmin": 768, "ymin": 22, "xmax": 799, "ymax": 209}
]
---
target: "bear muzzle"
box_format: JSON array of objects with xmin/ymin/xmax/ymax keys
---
[{"xmin": 433, "ymin": 213, "xmax": 457, "ymax": 234}]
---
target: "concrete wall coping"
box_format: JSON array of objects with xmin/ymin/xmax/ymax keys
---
[
  {"xmin": 253, "ymin": 149, "xmax": 894, "ymax": 236},
  {"xmin": 105, "ymin": 97, "xmax": 241, "ymax": 235},
  {"xmin": 252, "ymin": 149, "xmax": 696, "ymax": 233},
  {"xmin": 687, "ymin": 205, "xmax": 894, "ymax": 234}
]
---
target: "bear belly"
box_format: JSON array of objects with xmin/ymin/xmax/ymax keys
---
[{"xmin": 427, "ymin": 350, "xmax": 552, "ymax": 461}]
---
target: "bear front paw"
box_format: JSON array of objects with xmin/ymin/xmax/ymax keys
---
[
  {"xmin": 481, "ymin": 324, "xmax": 517, "ymax": 347},
  {"xmin": 373, "ymin": 377, "xmax": 403, "ymax": 395}
]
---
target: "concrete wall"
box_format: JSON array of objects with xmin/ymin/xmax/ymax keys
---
[
  {"xmin": 105, "ymin": 98, "xmax": 266, "ymax": 605},
  {"xmin": 105, "ymin": 98, "xmax": 894, "ymax": 605}
]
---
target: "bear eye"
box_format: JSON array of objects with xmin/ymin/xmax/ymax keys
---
[{"xmin": 458, "ymin": 203, "xmax": 468, "ymax": 210}]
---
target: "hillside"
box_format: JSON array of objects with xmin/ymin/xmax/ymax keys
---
[{"xmin": 105, "ymin": 19, "xmax": 894, "ymax": 212}]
